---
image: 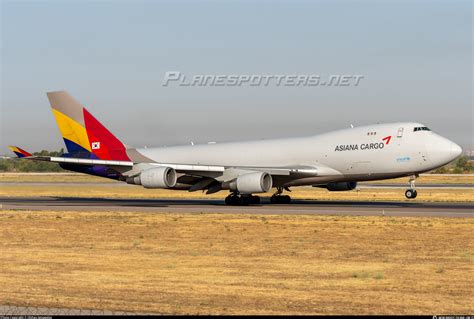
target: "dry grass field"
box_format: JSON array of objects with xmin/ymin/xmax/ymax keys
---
[
  {"xmin": 1, "ymin": 173, "xmax": 473, "ymax": 202},
  {"xmin": 0, "ymin": 210, "xmax": 472, "ymax": 314},
  {"xmin": 1, "ymin": 183, "xmax": 473, "ymax": 202}
]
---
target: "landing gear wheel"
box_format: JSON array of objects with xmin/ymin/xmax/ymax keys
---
[
  {"xmin": 270, "ymin": 187, "xmax": 292, "ymax": 204},
  {"xmin": 405, "ymin": 189, "xmax": 417, "ymax": 199},
  {"xmin": 225, "ymin": 194, "xmax": 260, "ymax": 205},
  {"xmin": 405, "ymin": 175, "xmax": 418, "ymax": 199},
  {"xmin": 239, "ymin": 196, "xmax": 250, "ymax": 206},
  {"xmin": 270, "ymin": 195, "xmax": 291, "ymax": 204},
  {"xmin": 282, "ymin": 195, "xmax": 291, "ymax": 204},
  {"xmin": 250, "ymin": 195, "xmax": 260, "ymax": 205},
  {"xmin": 225, "ymin": 194, "xmax": 239, "ymax": 205}
]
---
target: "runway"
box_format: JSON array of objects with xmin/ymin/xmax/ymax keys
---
[{"xmin": 1, "ymin": 196, "xmax": 473, "ymax": 218}]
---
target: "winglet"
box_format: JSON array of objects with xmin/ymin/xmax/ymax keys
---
[{"xmin": 8, "ymin": 146, "xmax": 33, "ymax": 158}]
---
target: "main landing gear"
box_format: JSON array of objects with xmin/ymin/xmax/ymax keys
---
[
  {"xmin": 224, "ymin": 187, "xmax": 293, "ymax": 205},
  {"xmin": 405, "ymin": 175, "xmax": 418, "ymax": 199},
  {"xmin": 225, "ymin": 193, "xmax": 260, "ymax": 205},
  {"xmin": 270, "ymin": 187, "xmax": 292, "ymax": 204}
]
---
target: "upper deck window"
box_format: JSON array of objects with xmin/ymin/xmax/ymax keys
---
[{"xmin": 413, "ymin": 127, "xmax": 431, "ymax": 132}]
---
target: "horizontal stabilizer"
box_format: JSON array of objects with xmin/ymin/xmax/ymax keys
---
[
  {"xmin": 25, "ymin": 156, "xmax": 134, "ymax": 167},
  {"xmin": 8, "ymin": 146, "xmax": 32, "ymax": 158}
]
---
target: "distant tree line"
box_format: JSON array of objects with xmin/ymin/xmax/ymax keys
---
[
  {"xmin": 432, "ymin": 155, "xmax": 473, "ymax": 174},
  {"xmin": 0, "ymin": 149, "xmax": 472, "ymax": 173},
  {"xmin": 0, "ymin": 149, "xmax": 64, "ymax": 172}
]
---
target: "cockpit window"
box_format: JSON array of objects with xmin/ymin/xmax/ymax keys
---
[{"xmin": 413, "ymin": 127, "xmax": 431, "ymax": 132}]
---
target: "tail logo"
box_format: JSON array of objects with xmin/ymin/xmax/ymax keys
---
[{"xmin": 92, "ymin": 142, "xmax": 101, "ymax": 150}]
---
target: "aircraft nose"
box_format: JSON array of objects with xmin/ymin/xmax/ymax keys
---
[
  {"xmin": 450, "ymin": 142, "xmax": 462, "ymax": 159},
  {"xmin": 427, "ymin": 135, "xmax": 463, "ymax": 166}
]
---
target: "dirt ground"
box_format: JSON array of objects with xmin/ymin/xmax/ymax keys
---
[{"xmin": 0, "ymin": 210, "xmax": 472, "ymax": 314}]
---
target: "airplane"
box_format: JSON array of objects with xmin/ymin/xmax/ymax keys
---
[{"xmin": 9, "ymin": 91, "xmax": 463, "ymax": 205}]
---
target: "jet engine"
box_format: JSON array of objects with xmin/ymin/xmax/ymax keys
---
[
  {"xmin": 326, "ymin": 182, "xmax": 357, "ymax": 191},
  {"xmin": 127, "ymin": 167, "xmax": 177, "ymax": 189},
  {"xmin": 226, "ymin": 172, "xmax": 273, "ymax": 194}
]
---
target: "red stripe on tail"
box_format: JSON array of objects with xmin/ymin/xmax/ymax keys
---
[{"xmin": 83, "ymin": 108, "xmax": 130, "ymax": 161}]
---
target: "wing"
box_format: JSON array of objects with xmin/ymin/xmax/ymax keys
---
[{"xmin": 8, "ymin": 147, "xmax": 343, "ymax": 191}]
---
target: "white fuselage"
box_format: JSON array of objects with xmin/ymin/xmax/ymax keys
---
[{"xmin": 137, "ymin": 122, "xmax": 462, "ymax": 184}]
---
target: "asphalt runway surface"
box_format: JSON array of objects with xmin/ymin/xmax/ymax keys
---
[{"xmin": 1, "ymin": 196, "xmax": 472, "ymax": 218}]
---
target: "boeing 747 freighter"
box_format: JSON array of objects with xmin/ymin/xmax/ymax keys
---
[{"xmin": 9, "ymin": 91, "xmax": 462, "ymax": 205}]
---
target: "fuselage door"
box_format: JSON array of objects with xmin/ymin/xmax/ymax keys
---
[{"xmin": 397, "ymin": 127, "xmax": 404, "ymax": 138}]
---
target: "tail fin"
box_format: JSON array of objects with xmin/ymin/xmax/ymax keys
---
[
  {"xmin": 8, "ymin": 146, "xmax": 32, "ymax": 158},
  {"xmin": 47, "ymin": 91, "xmax": 130, "ymax": 161}
]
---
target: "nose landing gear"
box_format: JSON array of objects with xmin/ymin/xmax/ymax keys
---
[
  {"xmin": 405, "ymin": 175, "xmax": 418, "ymax": 199},
  {"xmin": 405, "ymin": 189, "xmax": 417, "ymax": 199}
]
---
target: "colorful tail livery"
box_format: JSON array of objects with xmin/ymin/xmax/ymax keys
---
[
  {"xmin": 47, "ymin": 91, "xmax": 130, "ymax": 161},
  {"xmin": 8, "ymin": 146, "xmax": 32, "ymax": 158}
]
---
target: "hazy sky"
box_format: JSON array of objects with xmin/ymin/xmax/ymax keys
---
[{"xmin": 1, "ymin": 0, "xmax": 472, "ymax": 155}]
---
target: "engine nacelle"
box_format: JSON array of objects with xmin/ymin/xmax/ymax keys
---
[
  {"xmin": 326, "ymin": 182, "xmax": 357, "ymax": 191},
  {"xmin": 227, "ymin": 172, "xmax": 273, "ymax": 194},
  {"xmin": 129, "ymin": 167, "xmax": 177, "ymax": 189}
]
